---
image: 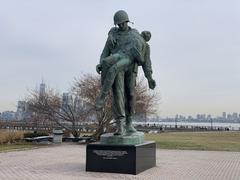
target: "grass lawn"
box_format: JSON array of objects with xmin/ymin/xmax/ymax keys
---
[
  {"xmin": 145, "ymin": 131, "xmax": 240, "ymax": 151},
  {"xmin": 0, "ymin": 143, "xmax": 46, "ymax": 153}
]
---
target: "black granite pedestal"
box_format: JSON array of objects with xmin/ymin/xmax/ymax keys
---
[{"xmin": 86, "ymin": 141, "xmax": 156, "ymax": 175}]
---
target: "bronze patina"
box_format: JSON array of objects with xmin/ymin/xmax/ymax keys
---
[{"xmin": 96, "ymin": 10, "xmax": 156, "ymax": 144}]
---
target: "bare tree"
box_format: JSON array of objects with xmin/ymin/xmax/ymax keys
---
[
  {"xmin": 72, "ymin": 74, "xmax": 160, "ymax": 139},
  {"xmin": 26, "ymin": 74, "xmax": 159, "ymax": 139},
  {"xmin": 26, "ymin": 87, "xmax": 91, "ymax": 137},
  {"xmin": 72, "ymin": 74, "xmax": 113, "ymax": 139},
  {"xmin": 135, "ymin": 78, "xmax": 159, "ymax": 117}
]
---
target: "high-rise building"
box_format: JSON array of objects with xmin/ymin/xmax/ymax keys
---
[
  {"xmin": 175, "ymin": 114, "xmax": 179, "ymax": 120},
  {"xmin": 73, "ymin": 96, "xmax": 84, "ymax": 110},
  {"xmin": 62, "ymin": 92, "xmax": 73, "ymax": 109},
  {"xmin": 39, "ymin": 81, "xmax": 46, "ymax": 96},
  {"xmin": 1, "ymin": 111, "xmax": 16, "ymax": 120},
  {"xmin": 201, "ymin": 114, "xmax": 206, "ymax": 120},
  {"xmin": 16, "ymin": 101, "xmax": 26, "ymax": 120},
  {"xmin": 196, "ymin": 114, "xmax": 201, "ymax": 120},
  {"xmin": 232, "ymin": 112, "xmax": 238, "ymax": 120},
  {"xmin": 222, "ymin": 112, "xmax": 226, "ymax": 119},
  {"xmin": 227, "ymin": 113, "xmax": 232, "ymax": 121},
  {"xmin": 16, "ymin": 101, "xmax": 32, "ymax": 120},
  {"xmin": 207, "ymin": 114, "xmax": 212, "ymax": 120}
]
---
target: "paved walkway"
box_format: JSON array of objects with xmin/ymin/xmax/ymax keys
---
[{"xmin": 0, "ymin": 144, "xmax": 239, "ymax": 180}]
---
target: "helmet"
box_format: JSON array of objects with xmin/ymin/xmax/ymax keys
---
[{"xmin": 113, "ymin": 10, "xmax": 129, "ymax": 25}]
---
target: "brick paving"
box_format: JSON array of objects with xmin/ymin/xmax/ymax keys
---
[{"xmin": 0, "ymin": 144, "xmax": 239, "ymax": 180}]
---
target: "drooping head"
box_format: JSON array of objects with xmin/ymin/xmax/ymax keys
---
[
  {"xmin": 114, "ymin": 10, "xmax": 130, "ymax": 31},
  {"xmin": 141, "ymin": 31, "xmax": 151, "ymax": 42}
]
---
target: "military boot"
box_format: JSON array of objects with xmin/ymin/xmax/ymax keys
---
[
  {"xmin": 95, "ymin": 91, "xmax": 107, "ymax": 111},
  {"xmin": 126, "ymin": 116, "xmax": 137, "ymax": 134},
  {"xmin": 114, "ymin": 118, "xmax": 125, "ymax": 136}
]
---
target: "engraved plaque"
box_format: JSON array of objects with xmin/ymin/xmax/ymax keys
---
[{"xmin": 86, "ymin": 141, "xmax": 156, "ymax": 174}]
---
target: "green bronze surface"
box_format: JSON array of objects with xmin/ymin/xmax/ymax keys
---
[
  {"xmin": 96, "ymin": 10, "xmax": 156, "ymax": 145},
  {"xmin": 100, "ymin": 132, "xmax": 144, "ymax": 145}
]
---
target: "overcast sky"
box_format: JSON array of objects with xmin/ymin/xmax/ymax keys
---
[{"xmin": 0, "ymin": 0, "xmax": 239, "ymax": 117}]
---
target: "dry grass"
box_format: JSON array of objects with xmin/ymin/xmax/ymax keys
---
[
  {"xmin": 0, "ymin": 130, "xmax": 48, "ymax": 152},
  {"xmin": 0, "ymin": 130, "xmax": 24, "ymax": 144}
]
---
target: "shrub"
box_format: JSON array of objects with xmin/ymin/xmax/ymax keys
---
[
  {"xmin": 0, "ymin": 132, "xmax": 7, "ymax": 144},
  {"xmin": 0, "ymin": 130, "xmax": 24, "ymax": 144}
]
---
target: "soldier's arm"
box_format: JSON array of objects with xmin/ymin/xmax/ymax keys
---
[
  {"xmin": 96, "ymin": 34, "xmax": 111, "ymax": 74},
  {"xmin": 99, "ymin": 28, "xmax": 117, "ymax": 64},
  {"xmin": 97, "ymin": 28, "xmax": 116, "ymax": 74},
  {"xmin": 142, "ymin": 44, "xmax": 156, "ymax": 89},
  {"xmin": 100, "ymin": 40, "xmax": 111, "ymax": 64},
  {"xmin": 142, "ymin": 44, "xmax": 153, "ymax": 79}
]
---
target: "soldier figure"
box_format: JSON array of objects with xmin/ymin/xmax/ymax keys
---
[{"xmin": 96, "ymin": 10, "xmax": 156, "ymax": 135}]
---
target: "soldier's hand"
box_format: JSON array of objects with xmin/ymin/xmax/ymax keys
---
[
  {"xmin": 96, "ymin": 64, "xmax": 102, "ymax": 74},
  {"xmin": 148, "ymin": 78, "xmax": 156, "ymax": 89}
]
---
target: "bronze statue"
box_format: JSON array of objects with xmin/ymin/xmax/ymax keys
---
[{"xmin": 96, "ymin": 10, "xmax": 156, "ymax": 137}]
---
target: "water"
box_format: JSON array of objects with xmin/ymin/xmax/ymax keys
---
[{"xmin": 134, "ymin": 121, "xmax": 240, "ymax": 130}]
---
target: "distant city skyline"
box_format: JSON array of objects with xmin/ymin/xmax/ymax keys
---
[
  {"xmin": 0, "ymin": 0, "xmax": 240, "ymax": 117},
  {"xmin": 1, "ymin": 80, "xmax": 239, "ymax": 120}
]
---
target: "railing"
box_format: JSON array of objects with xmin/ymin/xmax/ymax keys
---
[
  {"xmin": 1, "ymin": 120, "xmax": 239, "ymax": 133},
  {"xmin": 135, "ymin": 124, "xmax": 240, "ymax": 132},
  {"xmin": 0, "ymin": 120, "xmax": 96, "ymax": 132}
]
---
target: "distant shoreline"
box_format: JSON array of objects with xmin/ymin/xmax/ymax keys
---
[{"xmin": 134, "ymin": 121, "xmax": 240, "ymax": 129}]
